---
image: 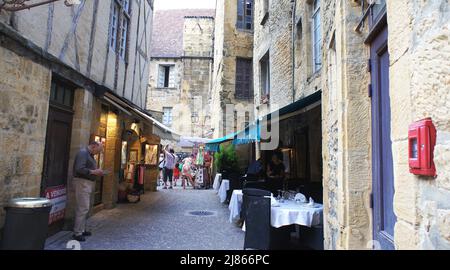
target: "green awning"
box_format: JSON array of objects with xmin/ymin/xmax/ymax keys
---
[{"xmin": 207, "ymin": 92, "xmax": 321, "ymax": 150}]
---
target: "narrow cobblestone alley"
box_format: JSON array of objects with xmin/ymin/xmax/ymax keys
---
[{"xmin": 45, "ymin": 187, "xmax": 244, "ymax": 250}]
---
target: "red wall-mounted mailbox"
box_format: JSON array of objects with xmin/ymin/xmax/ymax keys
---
[{"xmin": 408, "ymin": 118, "xmax": 437, "ymax": 177}]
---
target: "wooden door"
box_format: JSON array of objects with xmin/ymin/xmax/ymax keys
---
[{"xmin": 370, "ymin": 26, "xmax": 396, "ymax": 250}]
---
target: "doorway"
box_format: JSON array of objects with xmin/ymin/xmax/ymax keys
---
[
  {"xmin": 41, "ymin": 78, "xmax": 74, "ymax": 235},
  {"xmin": 370, "ymin": 25, "xmax": 396, "ymax": 250}
]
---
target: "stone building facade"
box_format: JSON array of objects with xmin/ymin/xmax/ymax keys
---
[
  {"xmin": 147, "ymin": 9, "xmax": 215, "ymax": 139},
  {"xmin": 0, "ymin": 0, "xmax": 158, "ymax": 235},
  {"xmin": 252, "ymin": 0, "xmax": 450, "ymax": 250},
  {"xmin": 211, "ymin": 0, "xmax": 255, "ymax": 138}
]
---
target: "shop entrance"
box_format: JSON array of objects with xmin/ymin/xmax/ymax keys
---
[{"xmin": 41, "ymin": 78, "xmax": 75, "ymax": 235}]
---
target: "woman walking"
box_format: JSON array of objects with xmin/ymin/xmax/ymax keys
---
[{"xmin": 181, "ymin": 155, "xmax": 196, "ymax": 189}]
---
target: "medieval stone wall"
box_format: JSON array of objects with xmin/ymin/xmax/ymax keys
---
[
  {"xmin": 0, "ymin": 46, "xmax": 51, "ymax": 229},
  {"xmin": 388, "ymin": 0, "xmax": 450, "ymax": 249},
  {"xmin": 211, "ymin": 0, "xmax": 254, "ymax": 138}
]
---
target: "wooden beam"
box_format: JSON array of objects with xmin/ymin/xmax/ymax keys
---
[{"xmin": 86, "ymin": 0, "xmax": 99, "ymax": 77}]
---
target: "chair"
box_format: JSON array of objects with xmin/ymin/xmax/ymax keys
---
[
  {"xmin": 243, "ymin": 189, "xmax": 272, "ymax": 250},
  {"xmin": 241, "ymin": 188, "xmax": 270, "ymax": 221},
  {"xmin": 243, "ymin": 180, "xmax": 266, "ymax": 190}
]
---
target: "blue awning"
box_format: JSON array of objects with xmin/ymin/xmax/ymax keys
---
[
  {"xmin": 233, "ymin": 120, "xmax": 261, "ymax": 145},
  {"xmin": 205, "ymin": 132, "xmax": 238, "ymax": 152}
]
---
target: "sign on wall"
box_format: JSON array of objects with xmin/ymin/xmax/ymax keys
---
[{"xmin": 45, "ymin": 185, "xmax": 67, "ymax": 225}]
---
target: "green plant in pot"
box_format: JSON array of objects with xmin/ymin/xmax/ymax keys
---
[{"xmin": 214, "ymin": 144, "xmax": 239, "ymax": 178}]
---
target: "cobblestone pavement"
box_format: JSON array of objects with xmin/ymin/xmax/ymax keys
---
[{"xmin": 45, "ymin": 186, "xmax": 244, "ymax": 250}]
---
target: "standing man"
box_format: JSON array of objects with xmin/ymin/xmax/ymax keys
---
[
  {"xmin": 72, "ymin": 141, "xmax": 104, "ymax": 241},
  {"xmin": 162, "ymin": 145, "xmax": 176, "ymax": 189}
]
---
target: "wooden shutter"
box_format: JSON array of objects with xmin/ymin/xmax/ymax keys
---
[
  {"xmin": 235, "ymin": 58, "xmax": 253, "ymax": 99},
  {"xmin": 169, "ymin": 65, "xmax": 175, "ymax": 88},
  {"xmin": 158, "ymin": 65, "xmax": 165, "ymax": 88}
]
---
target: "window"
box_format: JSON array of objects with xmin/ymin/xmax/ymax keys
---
[
  {"xmin": 110, "ymin": 3, "xmax": 119, "ymax": 51},
  {"xmin": 50, "ymin": 78, "xmax": 74, "ymax": 108},
  {"xmin": 312, "ymin": 0, "xmax": 322, "ymax": 72},
  {"xmin": 163, "ymin": 107, "xmax": 173, "ymax": 126},
  {"xmin": 235, "ymin": 58, "xmax": 253, "ymax": 99},
  {"xmin": 158, "ymin": 65, "xmax": 175, "ymax": 88},
  {"xmin": 295, "ymin": 18, "xmax": 302, "ymax": 67},
  {"xmin": 237, "ymin": 0, "xmax": 253, "ymax": 30},
  {"xmin": 109, "ymin": 0, "xmax": 131, "ymax": 60},
  {"xmin": 260, "ymin": 52, "xmax": 270, "ymax": 103}
]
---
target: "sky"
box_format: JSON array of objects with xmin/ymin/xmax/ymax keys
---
[{"xmin": 154, "ymin": 0, "xmax": 216, "ymax": 10}]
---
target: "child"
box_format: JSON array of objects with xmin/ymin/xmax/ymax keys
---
[{"xmin": 173, "ymin": 162, "xmax": 181, "ymax": 187}]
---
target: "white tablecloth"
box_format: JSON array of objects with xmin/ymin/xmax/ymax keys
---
[
  {"xmin": 242, "ymin": 200, "xmax": 323, "ymax": 230},
  {"xmin": 218, "ymin": 179, "xmax": 229, "ymax": 203},
  {"xmin": 271, "ymin": 201, "xmax": 323, "ymax": 228},
  {"xmin": 213, "ymin": 173, "xmax": 222, "ymax": 192},
  {"xmin": 228, "ymin": 189, "xmax": 243, "ymax": 223}
]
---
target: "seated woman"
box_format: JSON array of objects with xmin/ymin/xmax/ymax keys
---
[
  {"xmin": 181, "ymin": 155, "xmax": 196, "ymax": 189},
  {"xmin": 266, "ymin": 152, "xmax": 286, "ymax": 195}
]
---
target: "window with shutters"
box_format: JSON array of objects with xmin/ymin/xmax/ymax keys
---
[
  {"xmin": 237, "ymin": 0, "xmax": 253, "ymax": 30},
  {"xmin": 235, "ymin": 58, "xmax": 253, "ymax": 100},
  {"xmin": 157, "ymin": 65, "xmax": 175, "ymax": 88},
  {"xmin": 163, "ymin": 107, "xmax": 173, "ymax": 126}
]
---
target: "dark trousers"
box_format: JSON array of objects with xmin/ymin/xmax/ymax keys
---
[{"xmin": 163, "ymin": 168, "xmax": 173, "ymax": 184}]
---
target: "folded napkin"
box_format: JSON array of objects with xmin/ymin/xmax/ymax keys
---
[
  {"xmin": 307, "ymin": 197, "xmax": 315, "ymax": 207},
  {"xmin": 294, "ymin": 193, "xmax": 307, "ymax": 203}
]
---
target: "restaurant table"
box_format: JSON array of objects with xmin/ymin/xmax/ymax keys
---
[
  {"xmin": 242, "ymin": 200, "xmax": 323, "ymax": 230},
  {"xmin": 213, "ymin": 173, "xmax": 222, "ymax": 193},
  {"xmin": 271, "ymin": 200, "xmax": 323, "ymax": 228},
  {"xmin": 228, "ymin": 189, "xmax": 243, "ymax": 223},
  {"xmin": 218, "ymin": 179, "xmax": 230, "ymax": 203}
]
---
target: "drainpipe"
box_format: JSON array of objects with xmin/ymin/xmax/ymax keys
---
[{"xmin": 291, "ymin": 0, "xmax": 297, "ymax": 103}]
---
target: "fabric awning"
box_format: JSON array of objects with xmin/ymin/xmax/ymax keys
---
[
  {"xmin": 233, "ymin": 120, "xmax": 261, "ymax": 145},
  {"xmin": 178, "ymin": 136, "xmax": 211, "ymax": 148},
  {"xmin": 232, "ymin": 91, "xmax": 322, "ymax": 146},
  {"xmin": 205, "ymin": 132, "xmax": 238, "ymax": 152},
  {"xmin": 103, "ymin": 92, "xmax": 180, "ymax": 141}
]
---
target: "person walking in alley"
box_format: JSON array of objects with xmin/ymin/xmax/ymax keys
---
[
  {"xmin": 162, "ymin": 145, "xmax": 176, "ymax": 189},
  {"xmin": 72, "ymin": 141, "xmax": 105, "ymax": 242}
]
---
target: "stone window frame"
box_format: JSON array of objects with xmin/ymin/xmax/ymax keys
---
[{"xmin": 311, "ymin": 0, "xmax": 322, "ymax": 73}]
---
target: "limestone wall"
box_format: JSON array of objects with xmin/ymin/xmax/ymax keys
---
[
  {"xmin": 0, "ymin": 46, "xmax": 52, "ymax": 229},
  {"xmin": 321, "ymin": 0, "xmax": 372, "ymax": 250},
  {"xmin": 387, "ymin": 0, "xmax": 450, "ymax": 250},
  {"xmin": 211, "ymin": 0, "xmax": 254, "ymax": 138}
]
